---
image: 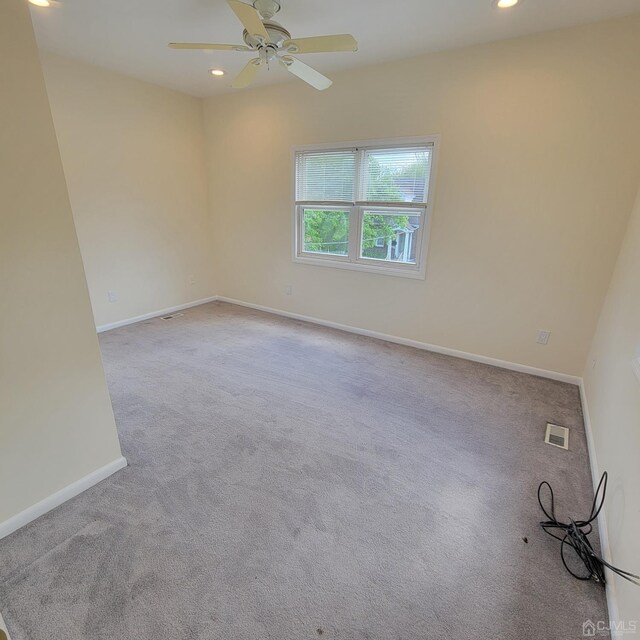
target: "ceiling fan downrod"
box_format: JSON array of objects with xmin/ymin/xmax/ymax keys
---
[{"xmin": 252, "ymin": 0, "xmax": 281, "ymax": 20}]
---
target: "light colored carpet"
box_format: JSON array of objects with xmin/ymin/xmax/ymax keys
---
[{"xmin": 0, "ymin": 301, "xmax": 609, "ymax": 639}]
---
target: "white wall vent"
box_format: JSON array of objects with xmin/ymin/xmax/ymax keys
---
[
  {"xmin": 545, "ymin": 423, "xmax": 569, "ymax": 450},
  {"xmin": 160, "ymin": 312, "xmax": 184, "ymax": 320}
]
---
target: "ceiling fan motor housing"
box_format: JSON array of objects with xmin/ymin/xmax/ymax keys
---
[{"xmin": 242, "ymin": 21, "xmax": 291, "ymax": 48}]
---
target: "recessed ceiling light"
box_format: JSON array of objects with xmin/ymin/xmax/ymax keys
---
[
  {"xmin": 496, "ymin": 0, "xmax": 519, "ymax": 7},
  {"xmin": 209, "ymin": 69, "xmax": 225, "ymax": 77},
  {"xmin": 29, "ymin": 0, "xmax": 51, "ymax": 6}
]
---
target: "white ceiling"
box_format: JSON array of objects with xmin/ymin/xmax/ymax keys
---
[{"xmin": 31, "ymin": 0, "xmax": 640, "ymax": 97}]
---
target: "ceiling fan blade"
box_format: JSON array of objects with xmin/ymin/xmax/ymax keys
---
[
  {"xmin": 279, "ymin": 56, "xmax": 332, "ymax": 91},
  {"xmin": 169, "ymin": 42, "xmax": 251, "ymax": 51},
  {"xmin": 232, "ymin": 58, "xmax": 261, "ymax": 89},
  {"xmin": 284, "ymin": 34, "xmax": 358, "ymax": 54},
  {"xmin": 227, "ymin": 0, "xmax": 269, "ymax": 42}
]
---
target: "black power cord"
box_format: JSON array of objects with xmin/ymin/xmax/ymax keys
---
[{"xmin": 537, "ymin": 471, "xmax": 640, "ymax": 587}]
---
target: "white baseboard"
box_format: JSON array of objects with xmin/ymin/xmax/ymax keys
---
[
  {"xmin": 96, "ymin": 294, "xmax": 579, "ymax": 384},
  {"xmin": 579, "ymin": 381, "xmax": 621, "ymax": 638},
  {"xmin": 96, "ymin": 296, "xmax": 219, "ymax": 333},
  {"xmin": 216, "ymin": 296, "xmax": 581, "ymax": 385},
  {"xmin": 0, "ymin": 456, "xmax": 127, "ymax": 541}
]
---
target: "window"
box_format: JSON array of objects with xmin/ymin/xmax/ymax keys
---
[{"xmin": 294, "ymin": 137, "xmax": 437, "ymax": 278}]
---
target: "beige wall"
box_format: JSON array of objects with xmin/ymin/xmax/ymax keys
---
[
  {"xmin": 0, "ymin": 0, "xmax": 122, "ymax": 524},
  {"xmin": 583, "ymin": 186, "xmax": 640, "ymax": 628},
  {"xmin": 203, "ymin": 15, "xmax": 640, "ymax": 377},
  {"xmin": 40, "ymin": 53, "xmax": 216, "ymax": 328}
]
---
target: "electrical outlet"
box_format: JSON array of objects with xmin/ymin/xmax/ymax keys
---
[
  {"xmin": 107, "ymin": 290, "xmax": 118, "ymax": 303},
  {"xmin": 536, "ymin": 330, "xmax": 551, "ymax": 345},
  {"xmin": 285, "ymin": 285, "xmax": 293, "ymax": 295},
  {"xmin": 189, "ymin": 275, "xmax": 196, "ymax": 285}
]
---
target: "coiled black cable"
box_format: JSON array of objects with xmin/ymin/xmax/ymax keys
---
[{"xmin": 537, "ymin": 472, "xmax": 640, "ymax": 587}]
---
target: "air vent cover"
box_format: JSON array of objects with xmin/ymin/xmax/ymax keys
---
[
  {"xmin": 160, "ymin": 312, "xmax": 184, "ymax": 320},
  {"xmin": 545, "ymin": 423, "xmax": 569, "ymax": 450}
]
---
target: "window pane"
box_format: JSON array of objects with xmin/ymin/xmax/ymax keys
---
[
  {"xmin": 360, "ymin": 210, "xmax": 421, "ymax": 264},
  {"xmin": 361, "ymin": 147, "xmax": 432, "ymax": 203},
  {"xmin": 296, "ymin": 150, "xmax": 355, "ymax": 202},
  {"xmin": 303, "ymin": 209, "xmax": 350, "ymax": 256}
]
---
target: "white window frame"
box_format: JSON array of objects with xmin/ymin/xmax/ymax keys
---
[{"xmin": 292, "ymin": 135, "xmax": 439, "ymax": 280}]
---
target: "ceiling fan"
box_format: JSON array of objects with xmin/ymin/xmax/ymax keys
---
[{"xmin": 169, "ymin": 0, "xmax": 358, "ymax": 91}]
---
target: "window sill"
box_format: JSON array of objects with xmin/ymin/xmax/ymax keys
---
[{"xmin": 293, "ymin": 255, "xmax": 426, "ymax": 280}]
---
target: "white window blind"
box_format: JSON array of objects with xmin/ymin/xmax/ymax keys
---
[
  {"xmin": 295, "ymin": 150, "xmax": 356, "ymax": 203},
  {"xmin": 295, "ymin": 144, "xmax": 433, "ymax": 206},
  {"xmin": 361, "ymin": 147, "xmax": 432, "ymax": 204}
]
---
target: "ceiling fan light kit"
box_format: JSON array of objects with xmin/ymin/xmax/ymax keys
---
[{"xmin": 169, "ymin": 0, "xmax": 358, "ymax": 91}]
